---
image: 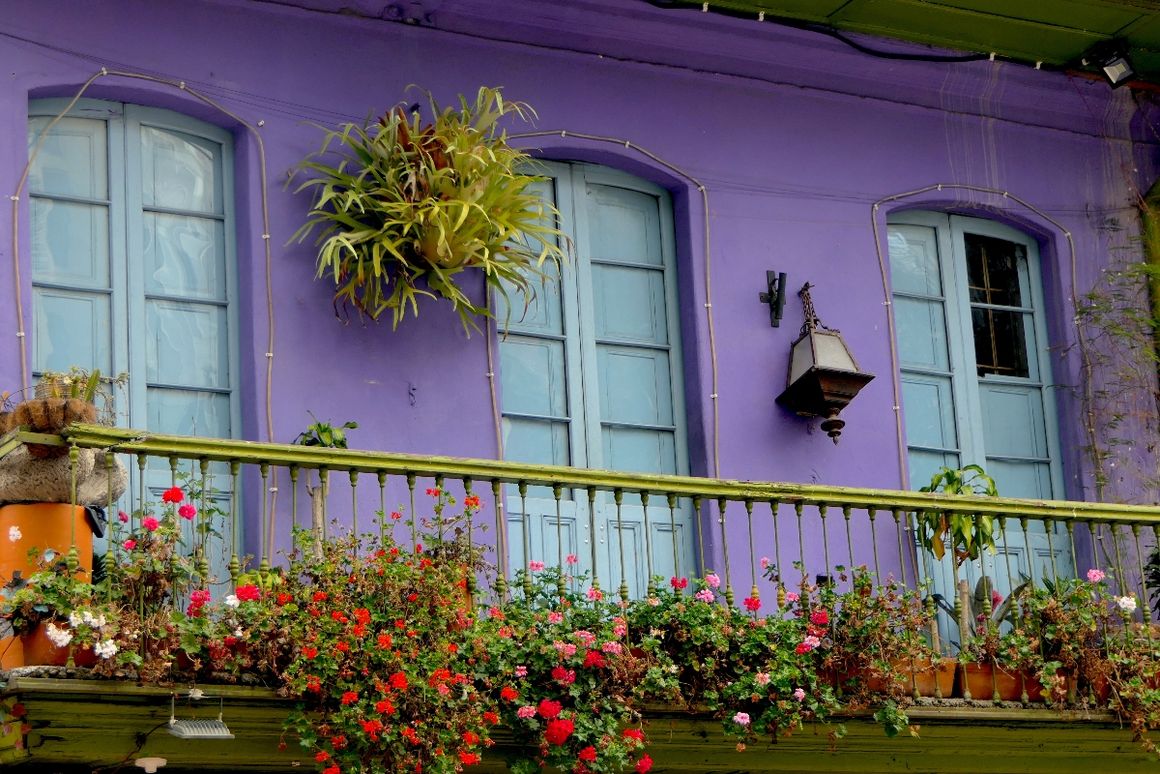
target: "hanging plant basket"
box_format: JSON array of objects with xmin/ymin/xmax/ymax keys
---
[{"xmin": 291, "ymin": 86, "xmax": 568, "ymax": 333}]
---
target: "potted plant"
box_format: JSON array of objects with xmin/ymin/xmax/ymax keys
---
[
  {"xmin": 821, "ymin": 566, "xmax": 954, "ymax": 701},
  {"xmin": 0, "ymin": 485, "xmax": 203, "ymax": 673},
  {"xmin": 1009, "ymin": 570, "xmax": 1117, "ymax": 706},
  {"xmin": 477, "ymin": 564, "xmax": 652, "ymax": 774},
  {"xmin": 0, "ymin": 546, "xmax": 99, "ymax": 668},
  {"xmin": 0, "ymin": 369, "xmax": 129, "ymax": 594},
  {"xmin": 291, "ymin": 86, "xmax": 569, "ymax": 333}
]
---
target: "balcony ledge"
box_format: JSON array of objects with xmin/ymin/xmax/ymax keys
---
[{"xmin": 1, "ymin": 674, "xmax": 1155, "ymax": 773}]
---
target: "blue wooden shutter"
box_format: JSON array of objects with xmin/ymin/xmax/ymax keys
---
[
  {"xmin": 29, "ymin": 100, "xmax": 237, "ymax": 439},
  {"xmin": 888, "ymin": 212, "xmax": 1069, "ymax": 644},
  {"xmin": 498, "ymin": 163, "xmax": 693, "ymax": 596}
]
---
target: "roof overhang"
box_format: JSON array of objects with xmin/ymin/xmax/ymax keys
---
[{"xmin": 647, "ymin": 0, "xmax": 1160, "ymax": 86}]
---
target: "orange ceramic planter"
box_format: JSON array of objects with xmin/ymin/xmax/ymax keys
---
[
  {"xmin": 0, "ymin": 503, "xmax": 93, "ymax": 580},
  {"xmin": 958, "ymin": 662, "xmax": 1032, "ymax": 701},
  {"xmin": 17, "ymin": 625, "xmax": 95, "ymax": 668},
  {"xmin": 0, "ymin": 503, "xmax": 94, "ymax": 668},
  {"xmin": 842, "ymin": 657, "xmax": 957, "ymax": 698}
]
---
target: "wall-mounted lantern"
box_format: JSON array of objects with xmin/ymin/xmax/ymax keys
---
[{"xmin": 776, "ymin": 283, "xmax": 874, "ymax": 444}]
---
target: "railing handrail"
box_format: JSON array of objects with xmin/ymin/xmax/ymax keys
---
[{"xmin": 0, "ymin": 424, "xmax": 1147, "ymax": 527}]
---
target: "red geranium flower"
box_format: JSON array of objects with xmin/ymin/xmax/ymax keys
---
[
  {"xmin": 636, "ymin": 754, "xmax": 653, "ymax": 773},
  {"xmin": 743, "ymin": 596, "xmax": 761, "ymax": 612},
  {"xmin": 389, "ymin": 672, "xmax": 409, "ymax": 691},
  {"xmin": 340, "ymin": 691, "xmax": 359, "ymax": 705},
  {"xmin": 578, "ymin": 746, "xmax": 598, "ymax": 763},
  {"xmin": 810, "ymin": 610, "xmax": 829, "ymax": 626},
  {"xmin": 537, "ymin": 699, "xmax": 562, "ymax": 719},
  {"xmin": 622, "ymin": 728, "xmax": 645, "ymax": 744},
  {"xmin": 235, "ymin": 584, "xmax": 261, "ymax": 602},
  {"xmin": 544, "ymin": 718, "xmax": 574, "ymax": 746},
  {"xmin": 459, "ymin": 751, "xmax": 480, "ymax": 765},
  {"xmin": 500, "ymin": 686, "xmax": 519, "ymax": 702},
  {"xmin": 583, "ymin": 650, "xmax": 606, "ymax": 669},
  {"xmin": 162, "ymin": 486, "xmax": 184, "ymax": 504}
]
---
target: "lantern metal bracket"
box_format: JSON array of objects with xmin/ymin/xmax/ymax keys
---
[{"xmin": 758, "ymin": 270, "xmax": 788, "ymax": 328}]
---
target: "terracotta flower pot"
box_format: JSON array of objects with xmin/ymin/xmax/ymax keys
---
[
  {"xmin": 16, "ymin": 624, "xmax": 95, "ymax": 668},
  {"xmin": 957, "ymin": 662, "xmax": 1030, "ymax": 701},
  {"xmin": 841, "ymin": 657, "xmax": 956, "ymax": 698}
]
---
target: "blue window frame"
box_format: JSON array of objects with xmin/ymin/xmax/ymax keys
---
[
  {"xmin": 28, "ymin": 99, "xmax": 239, "ymax": 440},
  {"xmin": 498, "ymin": 162, "xmax": 694, "ymax": 595}
]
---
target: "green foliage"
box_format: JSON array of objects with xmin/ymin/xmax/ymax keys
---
[
  {"xmin": 874, "ymin": 701, "xmax": 917, "ymax": 738},
  {"xmin": 290, "ymin": 86, "xmax": 568, "ymax": 333},
  {"xmin": 916, "ymin": 465, "xmax": 999, "ymax": 565},
  {"xmin": 294, "ymin": 412, "xmax": 358, "ymax": 449},
  {"xmin": 475, "ymin": 567, "xmax": 651, "ymax": 773}
]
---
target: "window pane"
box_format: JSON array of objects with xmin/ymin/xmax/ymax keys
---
[
  {"xmin": 895, "ymin": 297, "xmax": 949, "ymax": 370},
  {"xmin": 141, "ymin": 125, "xmax": 219, "ymax": 213},
  {"xmin": 972, "ymin": 308, "xmax": 1028, "ymax": 377},
  {"xmin": 31, "ymin": 199, "xmax": 110, "ymax": 287},
  {"xmin": 965, "ymin": 233, "xmax": 1023, "ymax": 306},
  {"xmin": 900, "ymin": 375, "xmax": 957, "ymax": 450},
  {"xmin": 145, "ymin": 300, "xmax": 229, "ymax": 388},
  {"xmin": 143, "ymin": 213, "xmax": 225, "ymax": 300},
  {"xmin": 980, "ymin": 383, "xmax": 1048, "ymax": 458},
  {"xmin": 601, "ymin": 426, "xmax": 677, "ymax": 475},
  {"xmin": 597, "ymin": 347, "xmax": 674, "ymax": 426},
  {"xmin": 502, "ymin": 417, "xmax": 570, "ymax": 466},
  {"xmin": 28, "ymin": 117, "xmax": 108, "ymax": 200},
  {"xmin": 499, "ymin": 337, "xmax": 568, "ymax": 418},
  {"xmin": 147, "ymin": 387, "xmax": 229, "ymax": 436},
  {"xmin": 586, "ymin": 184, "xmax": 661, "ymax": 266},
  {"xmin": 888, "ymin": 225, "xmax": 942, "ymax": 296},
  {"xmin": 592, "ymin": 264, "xmax": 668, "ymax": 345},
  {"xmin": 497, "ymin": 260, "xmax": 563, "ymax": 336},
  {"xmin": 34, "ymin": 288, "xmax": 111, "ymax": 374}
]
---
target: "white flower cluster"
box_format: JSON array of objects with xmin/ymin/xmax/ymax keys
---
[
  {"xmin": 7, "ymin": 526, "xmax": 21, "ymax": 542},
  {"xmin": 1116, "ymin": 595, "xmax": 1138, "ymax": 613},
  {"xmin": 224, "ymin": 594, "xmax": 240, "ymax": 609},
  {"xmin": 44, "ymin": 622, "xmax": 73, "ymax": 648},
  {"xmin": 93, "ymin": 639, "xmax": 118, "ymax": 659},
  {"xmin": 68, "ymin": 609, "xmax": 108, "ymax": 629}
]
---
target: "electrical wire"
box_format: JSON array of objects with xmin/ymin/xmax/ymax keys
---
[{"xmin": 642, "ymin": 1, "xmax": 992, "ymax": 64}]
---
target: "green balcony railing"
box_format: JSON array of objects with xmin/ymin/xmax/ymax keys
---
[{"xmin": 3, "ymin": 423, "xmax": 1159, "ymax": 670}]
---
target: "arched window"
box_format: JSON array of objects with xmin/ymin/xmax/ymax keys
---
[
  {"xmin": 497, "ymin": 162, "xmax": 693, "ymax": 595},
  {"xmin": 28, "ymin": 99, "xmax": 238, "ymax": 439},
  {"xmin": 887, "ymin": 212, "xmax": 1068, "ymax": 602}
]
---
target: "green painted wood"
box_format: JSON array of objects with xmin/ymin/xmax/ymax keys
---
[
  {"xmin": 4, "ymin": 677, "xmax": 1157, "ymax": 772},
  {"xmin": 22, "ymin": 424, "xmax": 1160, "ymax": 527},
  {"xmin": 654, "ymin": 1, "xmax": 1160, "ymax": 82}
]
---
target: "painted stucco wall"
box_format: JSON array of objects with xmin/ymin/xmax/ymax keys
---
[{"xmin": 0, "ymin": 0, "xmax": 1156, "ymax": 590}]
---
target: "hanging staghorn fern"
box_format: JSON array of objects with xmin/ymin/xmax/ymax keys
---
[{"xmin": 291, "ymin": 86, "xmax": 567, "ymax": 333}]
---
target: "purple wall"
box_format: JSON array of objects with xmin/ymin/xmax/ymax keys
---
[{"xmin": 1, "ymin": 0, "xmax": 1157, "ymax": 588}]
